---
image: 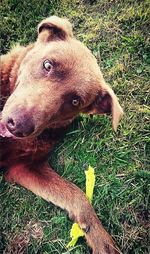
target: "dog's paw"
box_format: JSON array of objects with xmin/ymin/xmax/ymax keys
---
[
  {"xmin": 83, "ymin": 219, "xmax": 120, "ymax": 254},
  {"xmin": 92, "ymin": 243, "xmax": 120, "ymax": 254}
]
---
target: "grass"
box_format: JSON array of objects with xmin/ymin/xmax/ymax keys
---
[{"xmin": 0, "ymin": 0, "xmax": 150, "ymax": 253}]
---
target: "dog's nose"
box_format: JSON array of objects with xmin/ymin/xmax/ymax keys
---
[{"xmin": 6, "ymin": 111, "xmax": 35, "ymax": 137}]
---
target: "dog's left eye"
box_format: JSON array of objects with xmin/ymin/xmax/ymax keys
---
[
  {"xmin": 43, "ymin": 60, "xmax": 53, "ymax": 72},
  {"xmin": 72, "ymin": 99, "xmax": 80, "ymax": 106}
]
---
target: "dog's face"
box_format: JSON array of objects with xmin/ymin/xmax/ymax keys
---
[{"xmin": 1, "ymin": 16, "xmax": 123, "ymax": 138}]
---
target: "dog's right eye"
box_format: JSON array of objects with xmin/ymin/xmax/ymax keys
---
[{"xmin": 43, "ymin": 60, "xmax": 53, "ymax": 72}]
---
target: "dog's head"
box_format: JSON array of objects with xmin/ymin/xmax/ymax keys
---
[{"xmin": 1, "ymin": 16, "xmax": 123, "ymax": 138}]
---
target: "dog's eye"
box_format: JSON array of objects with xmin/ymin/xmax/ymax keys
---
[
  {"xmin": 72, "ymin": 99, "xmax": 80, "ymax": 106},
  {"xmin": 43, "ymin": 60, "xmax": 53, "ymax": 71}
]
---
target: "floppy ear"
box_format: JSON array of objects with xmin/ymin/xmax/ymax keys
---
[
  {"xmin": 83, "ymin": 85, "xmax": 123, "ymax": 131},
  {"xmin": 37, "ymin": 16, "xmax": 73, "ymax": 42}
]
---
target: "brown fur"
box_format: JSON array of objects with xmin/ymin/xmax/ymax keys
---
[{"xmin": 0, "ymin": 16, "xmax": 123, "ymax": 253}]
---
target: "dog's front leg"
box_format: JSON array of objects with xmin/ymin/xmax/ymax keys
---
[{"xmin": 5, "ymin": 162, "xmax": 120, "ymax": 254}]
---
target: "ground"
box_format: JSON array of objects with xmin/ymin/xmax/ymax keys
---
[{"xmin": 0, "ymin": 0, "xmax": 150, "ymax": 253}]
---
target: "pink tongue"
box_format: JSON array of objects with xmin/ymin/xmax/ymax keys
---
[{"xmin": 0, "ymin": 122, "xmax": 13, "ymax": 138}]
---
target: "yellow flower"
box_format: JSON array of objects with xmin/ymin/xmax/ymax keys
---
[{"xmin": 67, "ymin": 165, "xmax": 95, "ymax": 248}]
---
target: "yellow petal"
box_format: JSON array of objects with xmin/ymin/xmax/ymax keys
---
[
  {"xmin": 70, "ymin": 223, "xmax": 84, "ymax": 238},
  {"xmin": 85, "ymin": 165, "xmax": 95, "ymax": 203},
  {"xmin": 67, "ymin": 238, "xmax": 78, "ymax": 248},
  {"xmin": 67, "ymin": 223, "xmax": 84, "ymax": 248}
]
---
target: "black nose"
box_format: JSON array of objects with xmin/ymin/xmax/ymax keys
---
[{"xmin": 6, "ymin": 111, "xmax": 35, "ymax": 137}]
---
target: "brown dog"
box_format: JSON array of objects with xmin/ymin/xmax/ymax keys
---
[{"xmin": 0, "ymin": 16, "xmax": 123, "ymax": 253}]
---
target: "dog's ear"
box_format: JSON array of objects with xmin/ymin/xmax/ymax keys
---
[
  {"xmin": 83, "ymin": 85, "xmax": 123, "ymax": 131},
  {"xmin": 37, "ymin": 16, "xmax": 73, "ymax": 42}
]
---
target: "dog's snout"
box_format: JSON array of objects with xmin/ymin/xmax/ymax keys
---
[{"xmin": 6, "ymin": 110, "xmax": 35, "ymax": 137}]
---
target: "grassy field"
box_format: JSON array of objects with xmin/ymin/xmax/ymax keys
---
[{"xmin": 0, "ymin": 0, "xmax": 150, "ymax": 253}]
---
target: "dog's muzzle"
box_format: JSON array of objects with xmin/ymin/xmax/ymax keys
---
[{"xmin": 5, "ymin": 108, "xmax": 35, "ymax": 137}]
